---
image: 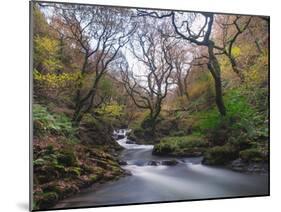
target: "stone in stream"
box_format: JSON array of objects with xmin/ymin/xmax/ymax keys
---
[
  {"xmin": 117, "ymin": 134, "xmax": 125, "ymax": 140},
  {"xmin": 118, "ymin": 160, "xmax": 128, "ymax": 165},
  {"xmin": 230, "ymin": 159, "xmax": 268, "ymax": 173},
  {"xmin": 147, "ymin": 160, "xmax": 160, "ymax": 166},
  {"xmin": 125, "ymin": 140, "xmax": 135, "ymax": 144},
  {"xmin": 161, "ymin": 159, "xmax": 179, "ymax": 166},
  {"xmin": 230, "ymin": 159, "xmax": 246, "ymax": 171}
]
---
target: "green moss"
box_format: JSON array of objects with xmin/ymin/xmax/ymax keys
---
[
  {"xmin": 90, "ymin": 175, "xmax": 99, "ymax": 182},
  {"xmin": 153, "ymin": 142, "xmax": 177, "ymax": 155},
  {"xmin": 170, "ymin": 130, "xmax": 185, "ymax": 137},
  {"xmin": 133, "ymin": 127, "xmax": 145, "ymax": 137},
  {"xmin": 239, "ymin": 148, "xmax": 265, "ymax": 162},
  {"xmin": 203, "ymin": 144, "xmax": 238, "ymax": 165},
  {"xmin": 153, "ymin": 135, "xmax": 207, "ymax": 156}
]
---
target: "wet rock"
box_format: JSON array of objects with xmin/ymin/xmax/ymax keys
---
[
  {"xmin": 230, "ymin": 159, "xmax": 268, "ymax": 173},
  {"xmin": 161, "ymin": 159, "xmax": 179, "ymax": 166},
  {"xmin": 123, "ymin": 169, "xmax": 132, "ymax": 176},
  {"xmin": 118, "ymin": 160, "xmax": 128, "ymax": 165},
  {"xmin": 117, "ymin": 134, "xmax": 125, "ymax": 140},
  {"xmin": 147, "ymin": 160, "xmax": 160, "ymax": 166},
  {"xmin": 247, "ymin": 163, "xmax": 268, "ymax": 173},
  {"xmin": 125, "ymin": 140, "xmax": 135, "ymax": 144},
  {"xmin": 230, "ymin": 159, "xmax": 247, "ymax": 172},
  {"xmin": 202, "ymin": 144, "xmax": 238, "ymax": 165}
]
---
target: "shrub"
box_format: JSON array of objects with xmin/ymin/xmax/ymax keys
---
[
  {"xmin": 33, "ymin": 104, "xmax": 76, "ymax": 138},
  {"xmin": 57, "ymin": 149, "xmax": 76, "ymax": 167},
  {"xmin": 197, "ymin": 88, "xmax": 265, "ymax": 147},
  {"xmin": 132, "ymin": 127, "xmax": 145, "ymax": 138}
]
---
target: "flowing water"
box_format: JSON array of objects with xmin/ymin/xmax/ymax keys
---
[{"xmin": 54, "ymin": 129, "xmax": 268, "ymax": 208}]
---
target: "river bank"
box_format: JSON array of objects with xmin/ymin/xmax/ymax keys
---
[{"xmin": 53, "ymin": 129, "xmax": 268, "ymax": 209}]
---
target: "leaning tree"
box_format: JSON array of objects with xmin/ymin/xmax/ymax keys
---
[{"xmin": 45, "ymin": 3, "xmax": 136, "ymax": 125}]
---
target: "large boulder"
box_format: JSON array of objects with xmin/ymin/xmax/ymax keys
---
[{"xmin": 202, "ymin": 144, "xmax": 238, "ymax": 165}]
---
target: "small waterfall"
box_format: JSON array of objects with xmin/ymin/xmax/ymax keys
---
[{"xmin": 113, "ymin": 129, "xmax": 153, "ymax": 150}]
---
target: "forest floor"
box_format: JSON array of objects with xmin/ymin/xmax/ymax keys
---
[{"xmin": 32, "ymin": 104, "xmax": 128, "ymax": 210}]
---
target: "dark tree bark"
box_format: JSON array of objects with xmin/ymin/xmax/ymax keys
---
[
  {"xmin": 208, "ymin": 42, "xmax": 226, "ymax": 115},
  {"xmin": 136, "ymin": 10, "xmax": 227, "ymax": 116}
]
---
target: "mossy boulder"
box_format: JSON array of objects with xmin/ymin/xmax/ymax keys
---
[
  {"xmin": 130, "ymin": 127, "xmax": 155, "ymax": 144},
  {"xmin": 153, "ymin": 135, "xmax": 207, "ymax": 157},
  {"xmin": 153, "ymin": 142, "xmax": 177, "ymax": 155},
  {"xmin": 203, "ymin": 144, "xmax": 238, "ymax": 165},
  {"xmin": 239, "ymin": 148, "xmax": 266, "ymax": 162},
  {"xmin": 227, "ymin": 133, "xmax": 252, "ymax": 150}
]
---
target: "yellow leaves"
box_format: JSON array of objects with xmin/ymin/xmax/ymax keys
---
[
  {"xmin": 33, "ymin": 70, "xmax": 81, "ymax": 89},
  {"xmin": 232, "ymin": 46, "xmax": 241, "ymax": 58},
  {"xmin": 244, "ymin": 54, "xmax": 268, "ymax": 85},
  {"xmin": 97, "ymin": 103, "xmax": 124, "ymax": 117},
  {"xmin": 34, "ymin": 35, "xmax": 62, "ymax": 71},
  {"xmin": 36, "ymin": 36, "xmax": 58, "ymax": 52}
]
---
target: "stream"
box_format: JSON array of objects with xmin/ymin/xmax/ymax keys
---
[{"xmin": 54, "ymin": 129, "xmax": 268, "ymax": 208}]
